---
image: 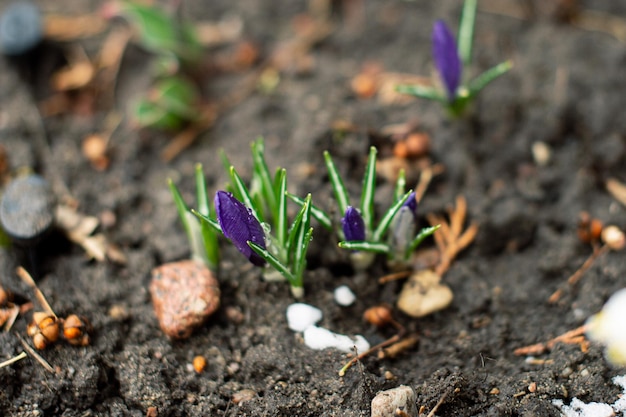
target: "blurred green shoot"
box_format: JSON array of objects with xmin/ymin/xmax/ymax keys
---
[
  {"xmin": 132, "ymin": 75, "xmax": 201, "ymax": 130},
  {"xmin": 111, "ymin": 1, "xmax": 203, "ymax": 69},
  {"xmin": 396, "ymin": 0, "xmax": 512, "ymax": 117}
]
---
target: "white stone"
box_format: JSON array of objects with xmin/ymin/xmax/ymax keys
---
[
  {"xmin": 552, "ymin": 374, "xmax": 626, "ymax": 417},
  {"xmin": 371, "ymin": 385, "xmax": 417, "ymax": 417},
  {"xmin": 286, "ymin": 303, "xmax": 322, "ymax": 332},
  {"xmin": 334, "ymin": 285, "xmax": 356, "ymax": 306},
  {"xmin": 303, "ymin": 325, "xmax": 370, "ymax": 353}
]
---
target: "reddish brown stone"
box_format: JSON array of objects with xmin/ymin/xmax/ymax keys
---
[{"xmin": 150, "ymin": 260, "xmax": 220, "ymax": 339}]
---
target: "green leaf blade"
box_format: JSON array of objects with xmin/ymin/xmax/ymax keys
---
[
  {"xmin": 372, "ymin": 190, "xmax": 412, "ymax": 242},
  {"xmin": 458, "ymin": 0, "xmax": 478, "ymax": 68},
  {"xmin": 467, "ymin": 60, "xmax": 513, "ymax": 98},
  {"xmin": 395, "ymin": 84, "xmax": 445, "ymax": 102},
  {"xmin": 287, "ymin": 193, "xmax": 333, "ymax": 231},
  {"xmin": 360, "ymin": 147, "xmax": 377, "ymax": 235},
  {"xmin": 338, "ymin": 241, "xmax": 390, "ymax": 254},
  {"xmin": 323, "ymin": 151, "xmax": 350, "ymax": 217}
]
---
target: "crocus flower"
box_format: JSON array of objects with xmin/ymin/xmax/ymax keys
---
[
  {"xmin": 342, "ymin": 206, "xmax": 366, "ymax": 241},
  {"xmin": 432, "ymin": 20, "xmax": 462, "ymax": 101},
  {"xmin": 215, "ymin": 191, "xmax": 266, "ymax": 266}
]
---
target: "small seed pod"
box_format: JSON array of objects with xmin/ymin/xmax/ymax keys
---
[
  {"xmin": 576, "ymin": 212, "xmax": 603, "ymax": 244},
  {"xmin": 62, "ymin": 314, "xmax": 91, "ymax": 346},
  {"xmin": 364, "ymin": 305, "xmax": 394, "ymax": 328},
  {"xmin": 28, "ymin": 312, "xmax": 60, "ymax": 349}
]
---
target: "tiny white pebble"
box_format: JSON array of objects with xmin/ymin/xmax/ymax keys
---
[
  {"xmin": 532, "ymin": 141, "xmax": 551, "ymax": 167},
  {"xmin": 334, "ymin": 285, "xmax": 356, "ymax": 306},
  {"xmin": 286, "ymin": 303, "xmax": 322, "ymax": 332},
  {"xmin": 303, "ymin": 325, "xmax": 369, "ymax": 353}
]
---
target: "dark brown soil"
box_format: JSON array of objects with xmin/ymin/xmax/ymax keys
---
[{"xmin": 1, "ymin": 0, "xmax": 626, "ymax": 416}]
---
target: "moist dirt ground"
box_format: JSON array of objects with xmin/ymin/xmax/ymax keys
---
[{"xmin": 1, "ymin": 0, "xmax": 626, "ymax": 416}]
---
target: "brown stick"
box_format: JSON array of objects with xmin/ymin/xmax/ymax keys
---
[
  {"xmin": 513, "ymin": 324, "xmax": 589, "ymax": 356},
  {"xmin": 14, "ymin": 332, "xmax": 56, "ymax": 374},
  {"xmin": 16, "ymin": 267, "xmax": 57, "ymax": 318},
  {"xmin": 0, "ymin": 351, "xmax": 27, "ymax": 369}
]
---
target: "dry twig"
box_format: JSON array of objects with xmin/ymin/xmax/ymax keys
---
[
  {"xmin": 426, "ymin": 196, "xmax": 479, "ymax": 276},
  {"xmin": 513, "ymin": 325, "xmax": 589, "ymax": 356},
  {"xmin": 0, "ymin": 351, "xmax": 27, "ymax": 369},
  {"xmin": 606, "ymin": 177, "xmax": 626, "ymax": 208},
  {"xmin": 14, "ymin": 332, "xmax": 56, "ymax": 374},
  {"xmin": 16, "ymin": 267, "xmax": 56, "ymax": 318},
  {"xmin": 548, "ymin": 244, "xmax": 610, "ymax": 304}
]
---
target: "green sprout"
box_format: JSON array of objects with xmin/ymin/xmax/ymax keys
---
[
  {"xmin": 194, "ymin": 138, "xmax": 313, "ymax": 298},
  {"xmin": 396, "ymin": 0, "xmax": 512, "ymax": 117},
  {"xmin": 132, "ymin": 75, "xmax": 202, "ymax": 130},
  {"xmin": 168, "ymin": 163, "xmax": 220, "ymax": 271},
  {"xmin": 290, "ymin": 146, "xmax": 439, "ymax": 270}
]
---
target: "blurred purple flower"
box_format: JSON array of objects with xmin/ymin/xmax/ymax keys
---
[
  {"xmin": 342, "ymin": 206, "xmax": 366, "ymax": 241},
  {"xmin": 215, "ymin": 191, "xmax": 266, "ymax": 266},
  {"xmin": 432, "ymin": 20, "xmax": 462, "ymax": 101}
]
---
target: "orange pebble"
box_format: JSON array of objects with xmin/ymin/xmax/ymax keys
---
[{"xmin": 193, "ymin": 355, "xmax": 207, "ymax": 373}]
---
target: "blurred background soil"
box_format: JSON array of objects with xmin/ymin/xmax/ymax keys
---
[{"xmin": 1, "ymin": 0, "xmax": 626, "ymax": 415}]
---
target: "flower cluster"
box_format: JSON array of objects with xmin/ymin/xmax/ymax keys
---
[
  {"xmin": 174, "ymin": 140, "xmax": 439, "ymax": 298},
  {"xmin": 291, "ymin": 146, "xmax": 438, "ymax": 270},
  {"xmin": 194, "ymin": 139, "xmax": 313, "ymax": 298},
  {"xmin": 396, "ymin": 0, "xmax": 512, "ymax": 117}
]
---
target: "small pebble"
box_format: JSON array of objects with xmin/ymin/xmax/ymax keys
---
[
  {"xmin": 286, "ymin": 303, "xmax": 322, "ymax": 332},
  {"xmin": 0, "ymin": 2, "xmax": 42, "ymax": 56},
  {"xmin": 0, "ymin": 175, "xmax": 55, "ymax": 242},
  {"xmin": 303, "ymin": 325, "xmax": 369, "ymax": 353},
  {"xmin": 397, "ymin": 269, "xmax": 453, "ymax": 318},
  {"xmin": 232, "ymin": 389, "xmax": 257, "ymax": 405},
  {"xmin": 371, "ymin": 385, "xmax": 417, "ymax": 417},
  {"xmin": 150, "ymin": 260, "xmax": 220, "ymax": 339},
  {"xmin": 334, "ymin": 285, "xmax": 356, "ymax": 306},
  {"xmin": 531, "ymin": 141, "xmax": 551, "ymax": 166}
]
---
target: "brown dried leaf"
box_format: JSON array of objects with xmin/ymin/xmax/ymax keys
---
[{"xmin": 55, "ymin": 205, "xmax": 126, "ymax": 264}]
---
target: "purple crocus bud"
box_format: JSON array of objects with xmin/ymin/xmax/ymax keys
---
[
  {"xmin": 342, "ymin": 206, "xmax": 366, "ymax": 241},
  {"xmin": 432, "ymin": 20, "xmax": 462, "ymax": 101},
  {"xmin": 215, "ymin": 191, "xmax": 266, "ymax": 266},
  {"xmin": 403, "ymin": 192, "xmax": 418, "ymax": 218}
]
